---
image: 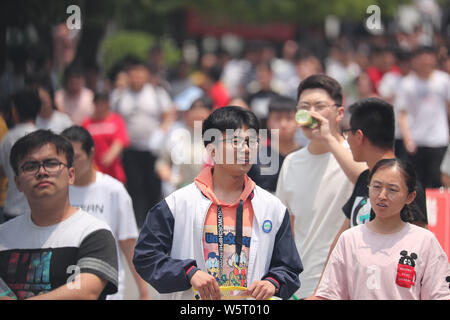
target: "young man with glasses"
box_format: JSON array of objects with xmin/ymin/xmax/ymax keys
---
[
  {"xmin": 309, "ymin": 97, "xmax": 428, "ymax": 297},
  {"xmin": 275, "ymin": 74, "xmax": 356, "ymax": 299},
  {"xmin": 133, "ymin": 106, "xmax": 302, "ymax": 300},
  {"xmin": 0, "ymin": 130, "xmax": 118, "ymax": 299}
]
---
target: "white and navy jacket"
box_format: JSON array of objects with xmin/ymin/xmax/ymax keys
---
[{"xmin": 133, "ymin": 182, "xmax": 303, "ymax": 300}]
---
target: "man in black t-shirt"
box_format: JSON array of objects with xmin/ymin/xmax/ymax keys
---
[
  {"xmin": 310, "ymin": 97, "xmax": 428, "ymax": 231},
  {"xmin": 339, "ymin": 98, "xmax": 427, "ymax": 228}
]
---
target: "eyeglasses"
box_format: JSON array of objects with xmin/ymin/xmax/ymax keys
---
[
  {"xmin": 218, "ymin": 137, "xmax": 260, "ymax": 149},
  {"xmin": 20, "ymin": 159, "xmax": 69, "ymax": 175},
  {"xmin": 297, "ymin": 102, "xmax": 340, "ymax": 112},
  {"xmin": 368, "ymin": 183, "xmax": 402, "ymax": 200},
  {"xmin": 342, "ymin": 128, "xmax": 357, "ymax": 140}
]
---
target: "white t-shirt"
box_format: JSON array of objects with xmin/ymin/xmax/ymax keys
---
[
  {"xmin": 378, "ymin": 71, "xmax": 403, "ymax": 139},
  {"xmin": 114, "ymin": 84, "xmax": 173, "ymax": 151},
  {"xmin": 69, "ymin": 172, "xmax": 138, "ymax": 300},
  {"xmin": 440, "ymin": 143, "xmax": 450, "ymax": 176},
  {"xmin": 221, "ymin": 59, "xmax": 251, "ymax": 98},
  {"xmin": 36, "ymin": 111, "xmax": 73, "ymax": 133},
  {"xmin": 316, "ymin": 223, "xmax": 450, "ymax": 300},
  {"xmin": 275, "ymin": 142, "xmax": 354, "ymax": 298},
  {"xmin": 0, "ymin": 123, "xmax": 38, "ymax": 217},
  {"xmin": 395, "ymin": 70, "xmax": 450, "ymax": 147}
]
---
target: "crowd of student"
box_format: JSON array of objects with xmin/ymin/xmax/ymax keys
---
[{"xmin": 0, "ymin": 25, "xmax": 449, "ymax": 300}]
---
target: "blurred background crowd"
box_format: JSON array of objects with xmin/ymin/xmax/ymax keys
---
[{"xmin": 0, "ymin": 0, "xmax": 449, "ymax": 228}]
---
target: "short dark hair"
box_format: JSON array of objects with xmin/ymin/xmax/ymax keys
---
[
  {"xmin": 368, "ymin": 158, "xmax": 417, "ymax": 222},
  {"xmin": 12, "ymin": 88, "xmax": 41, "ymax": 121},
  {"xmin": 348, "ymin": 97, "xmax": 395, "ymax": 149},
  {"xmin": 61, "ymin": 126, "xmax": 95, "ymax": 155},
  {"xmin": 63, "ymin": 64, "xmax": 84, "ymax": 86},
  {"xmin": 126, "ymin": 62, "xmax": 149, "ymax": 73},
  {"xmin": 202, "ymin": 106, "xmax": 260, "ymax": 147},
  {"xmin": 297, "ymin": 74, "xmax": 343, "ymax": 106},
  {"xmin": 190, "ymin": 95, "xmax": 213, "ymax": 111},
  {"xmin": 256, "ymin": 61, "xmax": 272, "ymax": 73},
  {"xmin": 268, "ymin": 95, "xmax": 297, "ymax": 114},
  {"xmin": 205, "ymin": 66, "xmax": 223, "ymax": 83},
  {"xmin": 396, "ymin": 48, "xmax": 412, "ymax": 63},
  {"xmin": 93, "ymin": 91, "xmax": 110, "ymax": 102},
  {"xmin": 25, "ymin": 75, "xmax": 55, "ymax": 105},
  {"xmin": 413, "ymin": 45, "xmax": 436, "ymax": 57},
  {"xmin": 10, "ymin": 129, "xmax": 74, "ymax": 176}
]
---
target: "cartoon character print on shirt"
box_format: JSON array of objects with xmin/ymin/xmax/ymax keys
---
[
  {"xmin": 396, "ymin": 250, "xmax": 418, "ymax": 289},
  {"xmin": 206, "ymin": 252, "xmax": 222, "ymax": 284},
  {"xmin": 351, "ymin": 196, "xmax": 372, "ymax": 227},
  {"xmin": 227, "ymin": 252, "xmax": 247, "ymax": 287}
]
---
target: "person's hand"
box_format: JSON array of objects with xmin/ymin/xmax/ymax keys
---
[
  {"xmin": 246, "ymin": 280, "xmax": 276, "ymax": 300},
  {"xmin": 307, "ymin": 110, "xmax": 334, "ymax": 144},
  {"xmin": 403, "ymin": 137, "xmax": 417, "ymax": 155},
  {"xmin": 101, "ymin": 152, "xmax": 115, "ymax": 167},
  {"xmin": 139, "ymin": 290, "xmax": 151, "ymax": 300},
  {"xmin": 190, "ymin": 270, "xmax": 221, "ymax": 300}
]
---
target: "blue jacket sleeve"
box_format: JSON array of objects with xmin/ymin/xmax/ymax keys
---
[
  {"xmin": 133, "ymin": 200, "xmax": 196, "ymax": 294},
  {"xmin": 263, "ymin": 209, "xmax": 303, "ymax": 300}
]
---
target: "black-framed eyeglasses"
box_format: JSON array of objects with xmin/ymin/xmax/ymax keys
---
[
  {"xmin": 218, "ymin": 136, "xmax": 260, "ymax": 149},
  {"xmin": 20, "ymin": 159, "xmax": 69, "ymax": 175},
  {"xmin": 342, "ymin": 128, "xmax": 357, "ymax": 140},
  {"xmin": 297, "ymin": 101, "xmax": 341, "ymax": 112}
]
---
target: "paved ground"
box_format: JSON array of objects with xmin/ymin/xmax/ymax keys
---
[{"xmin": 122, "ymin": 255, "xmax": 159, "ymax": 300}]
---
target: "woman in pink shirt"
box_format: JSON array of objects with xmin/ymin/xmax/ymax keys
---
[{"xmin": 314, "ymin": 158, "xmax": 449, "ymax": 300}]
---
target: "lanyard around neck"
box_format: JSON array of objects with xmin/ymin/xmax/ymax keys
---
[{"xmin": 216, "ymin": 200, "xmax": 243, "ymax": 278}]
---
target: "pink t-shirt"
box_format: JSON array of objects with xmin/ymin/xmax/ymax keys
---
[{"xmin": 316, "ymin": 223, "xmax": 450, "ymax": 300}]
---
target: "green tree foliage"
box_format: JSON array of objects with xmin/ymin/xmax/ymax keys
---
[
  {"xmin": 100, "ymin": 31, "xmax": 181, "ymax": 73},
  {"xmin": 111, "ymin": 0, "xmax": 411, "ymax": 29},
  {"xmin": 2, "ymin": 0, "xmax": 414, "ymax": 72},
  {"xmin": 178, "ymin": 0, "xmax": 410, "ymax": 24}
]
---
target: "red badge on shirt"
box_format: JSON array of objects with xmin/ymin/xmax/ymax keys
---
[{"xmin": 396, "ymin": 250, "xmax": 417, "ymax": 288}]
